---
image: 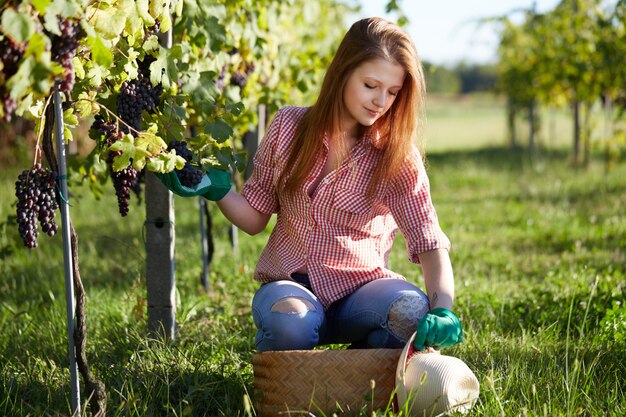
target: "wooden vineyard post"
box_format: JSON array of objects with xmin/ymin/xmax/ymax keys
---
[{"xmin": 145, "ymin": 25, "xmax": 176, "ymax": 339}]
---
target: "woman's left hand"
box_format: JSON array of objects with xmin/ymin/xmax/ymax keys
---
[{"xmin": 413, "ymin": 307, "xmax": 463, "ymax": 351}]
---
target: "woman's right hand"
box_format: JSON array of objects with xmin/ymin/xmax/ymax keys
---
[{"xmin": 157, "ymin": 169, "xmax": 231, "ymax": 201}]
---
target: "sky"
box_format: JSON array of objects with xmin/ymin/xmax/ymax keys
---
[{"xmin": 356, "ymin": 0, "xmax": 562, "ymax": 66}]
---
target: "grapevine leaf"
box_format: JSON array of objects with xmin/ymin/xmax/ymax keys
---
[
  {"xmin": 136, "ymin": 0, "xmax": 156, "ymax": 26},
  {"xmin": 204, "ymin": 117, "xmax": 233, "ymax": 142},
  {"xmin": 63, "ymin": 108, "xmax": 79, "ymax": 127},
  {"xmin": 122, "ymin": 0, "xmax": 143, "ymax": 39},
  {"xmin": 174, "ymin": 0, "xmax": 184, "ymax": 16},
  {"xmin": 150, "ymin": 47, "xmax": 179, "ymax": 88},
  {"xmin": 205, "ymin": 15, "xmax": 227, "ymax": 50},
  {"xmin": 149, "ymin": 0, "xmax": 171, "ymax": 31},
  {"xmin": 28, "ymin": 100, "xmax": 45, "ymax": 118},
  {"xmin": 87, "ymin": 36, "xmax": 114, "ymax": 67},
  {"xmin": 227, "ymin": 102, "xmax": 245, "ymax": 117},
  {"xmin": 91, "ymin": 4, "xmax": 127, "ymax": 39},
  {"xmin": 42, "ymin": 10, "xmax": 60, "ymax": 36},
  {"xmin": 1, "ymin": 9, "xmax": 36, "ymax": 43},
  {"xmin": 109, "ymin": 135, "xmax": 135, "ymax": 171},
  {"xmin": 142, "ymin": 35, "xmax": 159, "ymax": 52},
  {"xmin": 64, "ymin": 126, "xmax": 73, "ymax": 143},
  {"xmin": 47, "ymin": 0, "xmax": 81, "ymax": 18},
  {"xmin": 7, "ymin": 55, "xmax": 55, "ymax": 97},
  {"xmin": 183, "ymin": 71, "xmax": 219, "ymax": 102},
  {"xmin": 31, "ymin": 0, "xmax": 52, "ymax": 15},
  {"xmin": 146, "ymin": 151, "xmax": 184, "ymax": 173},
  {"xmin": 73, "ymin": 56, "xmax": 85, "ymax": 79},
  {"xmin": 75, "ymin": 92, "xmax": 99, "ymax": 118},
  {"xmin": 15, "ymin": 93, "xmax": 33, "ymax": 117},
  {"xmin": 136, "ymin": 126, "xmax": 167, "ymax": 155},
  {"xmin": 86, "ymin": 65, "xmax": 110, "ymax": 88}
]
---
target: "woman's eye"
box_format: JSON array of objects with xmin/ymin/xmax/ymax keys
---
[
  {"xmin": 389, "ymin": 91, "xmax": 398, "ymax": 97},
  {"xmin": 364, "ymin": 83, "xmax": 375, "ymax": 89}
]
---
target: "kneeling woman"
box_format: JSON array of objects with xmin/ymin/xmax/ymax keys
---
[{"xmin": 161, "ymin": 17, "xmax": 463, "ymax": 353}]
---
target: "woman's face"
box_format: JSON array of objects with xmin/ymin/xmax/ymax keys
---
[{"xmin": 342, "ymin": 58, "xmax": 406, "ymax": 133}]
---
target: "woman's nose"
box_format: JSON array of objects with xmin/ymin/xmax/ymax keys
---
[{"xmin": 372, "ymin": 92, "xmax": 386, "ymax": 109}]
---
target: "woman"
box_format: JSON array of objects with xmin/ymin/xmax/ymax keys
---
[{"xmin": 159, "ymin": 17, "xmax": 463, "ymax": 352}]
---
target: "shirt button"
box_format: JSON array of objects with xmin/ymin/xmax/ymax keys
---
[
  {"xmin": 307, "ymin": 225, "xmax": 313, "ymax": 231},
  {"xmin": 303, "ymin": 254, "xmax": 308, "ymax": 259}
]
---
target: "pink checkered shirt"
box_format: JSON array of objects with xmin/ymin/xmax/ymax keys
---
[{"xmin": 242, "ymin": 106, "xmax": 450, "ymax": 309}]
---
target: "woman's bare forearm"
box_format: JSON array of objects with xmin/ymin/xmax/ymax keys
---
[
  {"xmin": 418, "ymin": 248, "xmax": 455, "ymax": 310},
  {"xmin": 216, "ymin": 190, "xmax": 272, "ymax": 235}
]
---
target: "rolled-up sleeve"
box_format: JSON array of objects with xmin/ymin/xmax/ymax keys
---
[
  {"xmin": 384, "ymin": 149, "xmax": 451, "ymax": 263},
  {"xmin": 242, "ymin": 108, "xmax": 285, "ymax": 214}
]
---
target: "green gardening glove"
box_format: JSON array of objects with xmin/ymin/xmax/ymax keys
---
[
  {"xmin": 156, "ymin": 168, "xmax": 231, "ymax": 201},
  {"xmin": 413, "ymin": 307, "xmax": 463, "ymax": 351}
]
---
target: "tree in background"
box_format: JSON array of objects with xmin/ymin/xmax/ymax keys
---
[{"xmin": 496, "ymin": 0, "xmax": 626, "ymax": 167}]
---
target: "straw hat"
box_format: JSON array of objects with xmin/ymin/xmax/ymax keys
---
[{"xmin": 395, "ymin": 332, "xmax": 480, "ymax": 416}]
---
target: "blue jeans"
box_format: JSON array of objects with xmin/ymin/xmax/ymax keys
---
[{"xmin": 251, "ymin": 277, "xmax": 430, "ymax": 352}]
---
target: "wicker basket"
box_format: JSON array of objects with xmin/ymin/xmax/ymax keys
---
[{"xmin": 252, "ymin": 349, "xmax": 402, "ymax": 416}]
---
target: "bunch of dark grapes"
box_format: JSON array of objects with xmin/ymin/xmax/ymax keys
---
[
  {"xmin": 15, "ymin": 164, "xmax": 59, "ymax": 248},
  {"xmin": 0, "ymin": 36, "xmax": 26, "ymax": 122},
  {"xmin": 229, "ymin": 61, "xmax": 255, "ymax": 89},
  {"xmin": 49, "ymin": 18, "xmax": 84, "ymax": 94},
  {"xmin": 91, "ymin": 115, "xmax": 140, "ymax": 216},
  {"xmin": 116, "ymin": 74, "xmax": 163, "ymax": 135},
  {"xmin": 106, "ymin": 150, "xmax": 139, "ymax": 217},
  {"xmin": 0, "ymin": 36, "xmax": 25, "ymax": 77},
  {"xmin": 167, "ymin": 141, "xmax": 203, "ymax": 187},
  {"xmin": 144, "ymin": 20, "xmax": 161, "ymax": 39}
]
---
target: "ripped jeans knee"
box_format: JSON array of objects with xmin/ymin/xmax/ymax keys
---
[
  {"xmin": 387, "ymin": 294, "xmax": 430, "ymax": 341},
  {"xmin": 252, "ymin": 281, "xmax": 325, "ymax": 352}
]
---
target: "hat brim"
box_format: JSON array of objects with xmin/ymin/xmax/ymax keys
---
[{"xmin": 396, "ymin": 332, "xmax": 480, "ymax": 415}]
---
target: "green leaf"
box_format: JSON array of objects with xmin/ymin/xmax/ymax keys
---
[
  {"xmin": 108, "ymin": 134, "xmax": 135, "ymax": 171},
  {"xmin": 86, "ymin": 65, "xmax": 110, "ymax": 87},
  {"xmin": 63, "ymin": 126, "xmax": 73, "ymax": 143},
  {"xmin": 136, "ymin": 0, "xmax": 155, "ymax": 25},
  {"xmin": 1, "ymin": 9, "xmax": 36, "ymax": 43},
  {"xmin": 63, "ymin": 108, "xmax": 78, "ymax": 128},
  {"xmin": 142, "ymin": 35, "xmax": 159, "ymax": 52},
  {"xmin": 228, "ymin": 102, "xmax": 245, "ymax": 117},
  {"xmin": 150, "ymin": 47, "xmax": 178, "ymax": 88},
  {"xmin": 73, "ymin": 56, "xmax": 85, "ymax": 79},
  {"xmin": 75, "ymin": 92, "xmax": 99, "ymax": 118},
  {"xmin": 87, "ymin": 36, "xmax": 114, "ymax": 67},
  {"xmin": 204, "ymin": 118, "xmax": 233, "ymax": 142},
  {"xmin": 91, "ymin": 4, "xmax": 127, "ymax": 39},
  {"xmin": 31, "ymin": 0, "xmax": 52, "ymax": 15}
]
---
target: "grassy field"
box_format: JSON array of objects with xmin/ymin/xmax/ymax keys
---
[
  {"xmin": 1, "ymin": 96, "xmax": 625, "ymax": 416},
  {"xmin": 424, "ymin": 94, "xmax": 576, "ymax": 152}
]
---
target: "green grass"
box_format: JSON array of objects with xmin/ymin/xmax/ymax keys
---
[
  {"xmin": 1, "ymin": 98, "xmax": 625, "ymax": 416},
  {"xmin": 424, "ymin": 94, "xmax": 576, "ymax": 152}
]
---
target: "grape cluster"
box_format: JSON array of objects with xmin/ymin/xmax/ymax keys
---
[
  {"xmin": 106, "ymin": 150, "xmax": 139, "ymax": 217},
  {"xmin": 116, "ymin": 74, "xmax": 163, "ymax": 134},
  {"xmin": 167, "ymin": 141, "xmax": 203, "ymax": 187},
  {"xmin": 0, "ymin": 36, "xmax": 25, "ymax": 77},
  {"xmin": 15, "ymin": 164, "xmax": 59, "ymax": 248},
  {"xmin": 230, "ymin": 61, "xmax": 255, "ymax": 89},
  {"xmin": 49, "ymin": 17, "xmax": 84, "ymax": 94},
  {"xmin": 0, "ymin": 36, "xmax": 26, "ymax": 122},
  {"xmin": 91, "ymin": 115, "xmax": 141, "ymax": 217}
]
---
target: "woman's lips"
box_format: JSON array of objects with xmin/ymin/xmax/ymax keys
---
[{"xmin": 365, "ymin": 108, "xmax": 379, "ymax": 117}]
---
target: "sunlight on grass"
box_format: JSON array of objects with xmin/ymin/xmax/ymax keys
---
[{"xmin": 1, "ymin": 96, "xmax": 625, "ymax": 416}]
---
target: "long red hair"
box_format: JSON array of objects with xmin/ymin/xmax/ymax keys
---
[{"xmin": 279, "ymin": 17, "xmax": 426, "ymax": 197}]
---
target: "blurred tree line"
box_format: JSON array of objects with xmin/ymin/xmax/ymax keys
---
[
  {"xmin": 495, "ymin": 0, "xmax": 626, "ymax": 168},
  {"xmin": 423, "ymin": 62, "xmax": 498, "ymax": 95}
]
